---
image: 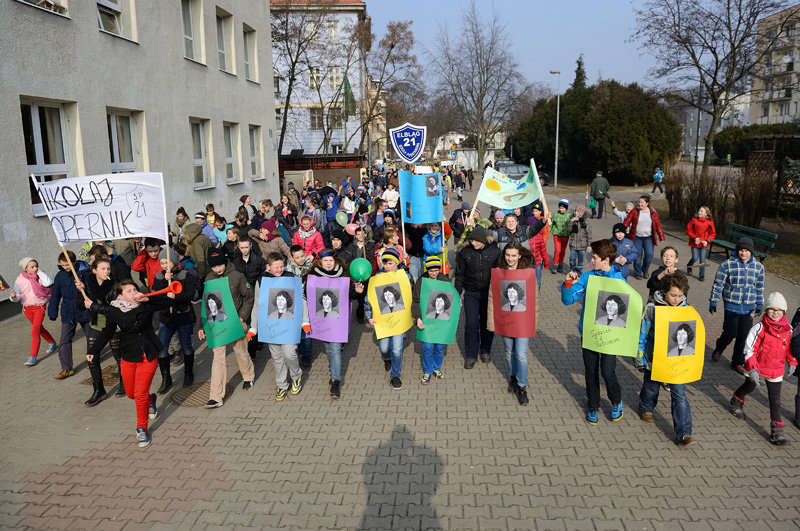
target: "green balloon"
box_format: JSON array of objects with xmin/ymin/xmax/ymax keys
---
[
  {"xmin": 349, "ymin": 258, "xmax": 372, "ymax": 282},
  {"xmin": 335, "ymin": 211, "xmax": 348, "ymax": 227}
]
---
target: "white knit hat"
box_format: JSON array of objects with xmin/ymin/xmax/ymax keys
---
[
  {"xmin": 18, "ymin": 257, "xmax": 35, "ymax": 269},
  {"xmin": 764, "ymin": 292, "xmax": 788, "ymax": 312}
]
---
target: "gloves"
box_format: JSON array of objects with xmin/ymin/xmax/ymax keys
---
[
  {"xmin": 749, "ymin": 369, "xmax": 760, "ymax": 387},
  {"xmin": 302, "ymin": 324, "xmax": 311, "ymax": 333},
  {"xmin": 246, "ymin": 330, "xmax": 256, "ymax": 341},
  {"xmin": 709, "ymin": 305, "xmax": 717, "ymax": 315},
  {"xmin": 752, "ymin": 309, "xmax": 762, "ymax": 318},
  {"xmin": 788, "ymin": 365, "xmax": 796, "ymax": 378}
]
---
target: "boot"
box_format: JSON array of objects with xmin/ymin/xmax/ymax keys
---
[
  {"xmin": 516, "ymin": 386, "xmax": 529, "ymax": 406},
  {"xmin": 729, "ymin": 394, "xmax": 745, "ymax": 419},
  {"xmin": 157, "ymin": 357, "xmax": 173, "ymax": 395},
  {"xmin": 507, "ymin": 375, "xmax": 518, "ymax": 394},
  {"xmin": 770, "ymin": 421, "xmax": 788, "ymax": 445},
  {"xmin": 183, "ymin": 353, "xmax": 195, "ymax": 387},
  {"xmin": 115, "ymin": 362, "xmax": 126, "ymax": 397},
  {"xmin": 794, "ymin": 394, "xmax": 800, "ymax": 429},
  {"xmin": 85, "ymin": 381, "xmax": 107, "ymax": 407}
]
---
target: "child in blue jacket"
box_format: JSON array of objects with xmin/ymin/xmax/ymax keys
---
[
  {"xmin": 610, "ymin": 223, "xmax": 638, "ymax": 279},
  {"xmin": 47, "ymin": 250, "xmax": 90, "ymax": 379}
]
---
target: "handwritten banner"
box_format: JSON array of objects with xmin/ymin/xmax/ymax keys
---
[
  {"xmin": 416, "ymin": 278, "xmax": 460, "ymax": 345},
  {"xmin": 307, "ymin": 275, "xmax": 350, "ymax": 343},
  {"xmin": 201, "ymin": 277, "xmax": 245, "ymax": 348},
  {"xmin": 367, "ymin": 270, "xmax": 413, "ymax": 340},
  {"xmin": 581, "ymin": 276, "xmax": 642, "ymax": 356},
  {"xmin": 650, "ymin": 306, "xmax": 705, "ymax": 384},
  {"xmin": 491, "ymin": 268, "xmax": 537, "ymax": 338},
  {"xmin": 475, "ymin": 158, "xmax": 543, "ymax": 210},
  {"xmin": 31, "ymin": 172, "xmax": 169, "ymax": 245},
  {"xmin": 399, "ymin": 170, "xmax": 444, "ymax": 224},
  {"xmin": 257, "ymin": 276, "xmax": 303, "ymax": 345}
]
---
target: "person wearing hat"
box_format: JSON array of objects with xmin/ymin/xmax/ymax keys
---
[
  {"xmin": 412, "ymin": 256, "xmax": 453, "ymax": 384},
  {"xmin": 198, "ymin": 248, "xmax": 255, "ymax": 408},
  {"xmin": 193, "ymin": 211, "xmax": 220, "ymax": 247},
  {"xmin": 249, "ymin": 219, "xmax": 291, "ymax": 260},
  {"xmin": 449, "ymin": 202, "xmax": 473, "ymax": 242},
  {"xmin": 152, "ymin": 247, "xmax": 201, "ymax": 393},
  {"xmin": 567, "ymin": 205, "xmax": 592, "ymax": 274},
  {"xmin": 610, "ymin": 223, "xmax": 639, "ymax": 280},
  {"xmin": 454, "ymin": 226, "xmax": 502, "ymax": 368},
  {"xmin": 709, "ymin": 236, "xmax": 765, "ymax": 374},
  {"xmin": 549, "ymin": 199, "xmax": 572, "ymax": 274},
  {"xmin": 455, "ymin": 207, "xmax": 491, "ymax": 250},
  {"xmin": 609, "ymin": 200, "xmax": 634, "ymax": 224},
  {"xmin": 10, "ymin": 257, "xmax": 57, "ymax": 367},
  {"xmin": 729, "ymin": 292, "xmax": 796, "ymax": 445},
  {"xmin": 421, "ymin": 220, "xmax": 453, "ymax": 266}
]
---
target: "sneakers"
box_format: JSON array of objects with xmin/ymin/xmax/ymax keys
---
[
  {"xmin": 638, "ymin": 411, "xmax": 655, "ymax": 424},
  {"xmin": 770, "ymin": 421, "xmax": 788, "ymax": 445},
  {"xmin": 290, "ymin": 377, "xmax": 303, "ymax": 395},
  {"xmin": 275, "ymin": 388, "xmax": 287, "ymax": 402},
  {"xmin": 586, "ymin": 409, "xmax": 599, "ymax": 425},
  {"xmin": 433, "ymin": 370, "xmax": 444, "ymax": 380},
  {"xmin": 330, "ymin": 379, "xmax": 341, "ymax": 399},
  {"xmin": 136, "ymin": 428, "xmax": 151, "ymax": 448},
  {"xmin": 24, "ymin": 356, "xmax": 37, "ymax": 366},
  {"xmin": 242, "ymin": 380, "xmax": 254, "ymax": 391},
  {"xmin": 464, "ymin": 358, "xmax": 476, "ymax": 369},
  {"xmin": 611, "ymin": 402, "xmax": 623, "ymax": 421},
  {"xmin": 420, "ymin": 373, "xmax": 431, "ymax": 385},
  {"xmin": 148, "ymin": 393, "xmax": 158, "ymax": 420},
  {"xmin": 686, "ymin": 266, "xmax": 692, "ymax": 275},
  {"xmin": 516, "ymin": 386, "xmax": 529, "ymax": 406},
  {"xmin": 383, "ymin": 359, "xmax": 391, "ymax": 372},
  {"xmin": 46, "ymin": 341, "xmax": 58, "ymax": 354},
  {"xmin": 698, "ymin": 276, "xmax": 705, "ymax": 282},
  {"xmin": 391, "ymin": 377, "xmax": 402, "ymax": 390},
  {"xmin": 480, "ymin": 352, "xmax": 491, "ymax": 363},
  {"xmin": 729, "ymin": 395, "xmax": 745, "ymax": 418},
  {"xmin": 677, "ymin": 435, "xmax": 697, "ymax": 447},
  {"xmin": 549, "ymin": 264, "xmax": 558, "ymax": 274},
  {"xmin": 54, "ymin": 369, "xmax": 74, "ymax": 380},
  {"xmin": 204, "ymin": 399, "xmax": 223, "ymax": 409}
]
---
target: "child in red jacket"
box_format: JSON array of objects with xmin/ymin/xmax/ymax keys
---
[
  {"xmin": 729, "ymin": 292, "xmax": 797, "ymax": 445},
  {"xmin": 685, "ymin": 206, "xmax": 716, "ymax": 281},
  {"xmin": 527, "ymin": 200, "xmax": 550, "ymax": 289}
]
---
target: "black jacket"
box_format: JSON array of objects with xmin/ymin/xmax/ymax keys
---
[
  {"xmin": 88, "ymin": 297, "xmax": 174, "ymax": 362},
  {"xmin": 151, "ymin": 268, "xmax": 200, "ymax": 327},
  {"xmin": 77, "ymin": 274, "xmax": 116, "ymax": 330},
  {"xmin": 454, "ymin": 243, "xmax": 501, "ymax": 293},
  {"xmin": 111, "ymin": 255, "xmax": 132, "ymax": 282},
  {"xmin": 232, "ymin": 253, "xmax": 267, "ymax": 287},
  {"xmin": 406, "ymin": 224, "xmax": 427, "ymax": 258}
]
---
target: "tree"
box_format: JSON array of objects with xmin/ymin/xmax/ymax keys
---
[
  {"xmin": 429, "ymin": 1, "xmax": 530, "ymax": 168},
  {"xmin": 632, "ymin": 0, "xmax": 797, "ymax": 178},
  {"xmin": 713, "ymin": 122, "xmax": 800, "ymax": 161}
]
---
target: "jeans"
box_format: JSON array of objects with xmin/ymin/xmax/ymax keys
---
[
  {"xmin": 534, "ymin": 263, "xmax": 543, "ymax": 288},
  {"xmin": 502, "ymin": 336, "xmax": 530, "ymax": 387},
  {"xmin": 715, "ymin": 310, "xmax": 753, "ymax": 367},
  {"xmin": 592, "ymin": 198, "xmax": 606, "ymax": 219},
  {"xmin": 582, "ymin": 348, "xmax": 621, "ymax": 410},
  {"xmin": 639, "ymin": 370, "xmax": 692, "ymax": 440},
  {"xmin": 157, "ymin": 323, "xmax": 195, "ymax": 359},
  {"xmin": 570, "ymin": 249, "xmax": 586, "ymax": 274},
  {"xmin": 58, "ymin": 321, "xmax": 89, "ymax": 371},
  {"xmin": 120, "ymin": 355, "xmax": 158, "ymax": 429},
  {"xmin": 421, "ymin": 342, "xmax": 445, "ymax": 374},
  {"xmin": 409, "ymin": 255, "xmax": 423, "ymax": 281},
  {"xmin": 686, "ymin": 247, "xmax": 709, "ymax": 278},
  {"xmin": 299, "ymin": 331, "xmax": 313, "ymax": 360},
  {"xmin": 651, "ymin": 182, "xmax": 664, "ymax": 194},
  {"xmin": 463, "ymin": 291, "xmax": 493, "ymax": 359},
  {"xmin": 378, "ymin": 333, "xmax": 405, "ymax": 378},
  {"xmin": 633, "ymin": 236, "xmax": 655, "ymax": 276},
  {"xmin": 324, "ymin": 341, "xmax": 343, "ymax": 381}
]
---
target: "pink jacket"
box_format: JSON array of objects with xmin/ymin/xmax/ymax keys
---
[
  {"xmin": 292, "ymin": 230, "xmax": 324, "ymax": 258},
  {"xmin": 11, "ymin": 271, "xmax": 53, "ymax": 307}
]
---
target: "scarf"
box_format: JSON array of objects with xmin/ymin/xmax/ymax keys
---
[
  {"xmin": 310, "ymin": 264, "xmax": 343, "ymax": 278},
  {"xmin": 761, "ymin": 314, "xmax": 790, "ymax": 339},
  {"xmin": 111, "ymin": 297, "xmax": 139, "ymax": 313},
  {"xmin": 298, "ymin": 227, "xmax": 317, "ymax": 239},
  {"xmin": 21, "ymin": 271, "xmax": 50, "ymax": 299}
]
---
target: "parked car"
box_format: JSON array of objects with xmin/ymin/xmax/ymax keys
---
[{"xmin": 494, "ymin": 161, "xmax": 551, "ymax": 186}]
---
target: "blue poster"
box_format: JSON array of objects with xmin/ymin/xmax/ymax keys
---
[
  {"xmin": 257, "ymin": 276, "xmax": 303, "ymax": 345},
  {"xmin": 399, "ymin": 170, "xmax": 444, "ymax": 224}
]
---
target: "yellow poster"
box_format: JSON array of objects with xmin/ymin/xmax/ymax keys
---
[
  {"xmin": 650, "ymin": 306, "xmax": 705, "ymax": 384},
  {"xmin": 367, "ymin": 270, "xmax": 413, "ymax": 339}
]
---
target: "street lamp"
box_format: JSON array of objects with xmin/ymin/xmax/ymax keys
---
[{"xmin": 549, "ymin": 70, "xmax": 561, "ymax": 191}]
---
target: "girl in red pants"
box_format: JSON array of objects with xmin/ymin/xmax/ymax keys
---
[
  {"xmin": 10, "ymin": 257, "xmax": 57, "ymax": 366},
  {"xmin": 85, "ymin": 279, "xmax": 176, "ymax": 447}
]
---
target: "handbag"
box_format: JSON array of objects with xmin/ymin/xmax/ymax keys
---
[{"xmin": 587, "ymin": 197, "xmax": 597, "ymax": 209}]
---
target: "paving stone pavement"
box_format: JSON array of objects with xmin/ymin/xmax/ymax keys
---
[{"xmin": 1, "ymin": 186, "xmax": 799, "ymax": 530}]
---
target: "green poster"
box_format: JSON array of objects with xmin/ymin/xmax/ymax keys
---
[
  {"xmin": 581, "ymin": 276, "xmax": 642, "ymax": 356},
  {"xmin": 201, "ymin": 277, "xmax": 245, "ymax": 348},
  {"xmin": 416, "ymin": 278, "xmax": 461, "ymax": 345}
]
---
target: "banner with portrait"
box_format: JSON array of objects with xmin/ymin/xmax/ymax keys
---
[
  {"xmin": 491, "ymin": 268, "xmax": 537, "ymax": 338},
  {"xmin": 416, "ymin": 278, "xmax": 461, "ymax": 345},
  {"xmin": 581, "ymin": 276, "xmax": 642, "ymax": 356},
  {"xmin": 398, "ymin": 170, "xmax": 444, "ymax": 224},
  {"xmin": 367, "ymin": 270, "xmax": 413, "ymax": 339},
  {"xmin": 307, "ymin": 275, "xmax": 350, "ymax": 343},
  {"xmin": 650, "ymin": 306, "xmax": 705, "ymax": 384},
  {"xmin": 201, "ymin": 277, "xmax": 245, "ymax": 348},
  {"xmin": 257, "ymin": 276, "xmax": 303, "ymax": 345}
]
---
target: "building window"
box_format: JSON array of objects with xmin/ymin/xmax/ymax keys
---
[
  {"xmin": 789, "ymin": 24, "xmax": 796, "ymax": 38},
  {"xmin": 329, "ymin": 66, "xmax": 342, "ymax": 90},
  {"xmin": 216, "ymin": 9, "xmax": 234, "ymax": 73},
  {"xmin": 780, "ymin": 102, "xmax": 790, "ymax": 115},
  {"xmin": 190, "ymin": 119, "xmax": 208, "ymax": 186},
  {"xmin": 329, "ymin": 107, "xmax": 343, "ymax": 129},
  {"xmin": 181, "ymin": 0, "xmax": 194, "ymax": 59},
  {"xmin": 97, "ymin": 0, "xmax": 123, "ymax": 36},
  {"xmin": 309, "ymin": 67, "xmax": 322, "ymax": 90},
  {"xmin": 762, "ymin": 104, "xmax": 770, "ymax": 117},
  {"xmin": 107, "ymin": 111, "xmax": 135, "ymax": 173},
  {"xmin": 223, "ymin": 122, "xmax": 240, "ymax": 183},
  {"xmin": 21, "ymin": 101, "xmax": 69, "ymax": 212},
  {"xmin": 216, "ymin": 15, "xmax": 227, "ymax": 71},
  {"xmin": 248, "ymin": 125, "xmax": 261, "ymax": 179},
  {"xmin": 310, "ymin": 108, "xmax": 324, "ymax": 129},
  {"xmin": 273, "ymin": 69, "xmax": 281, "ymax": 95},
  {"xmin": 243, "ymin": 26, "xmax": 256, "ymax": 81},
  {"xmin": 327, "ymin": 21, "xmax": 339, "ymax": 44},
  {"xmin": 19, "ymin": 0, "xmax": 68, "ymax": 15},
  {"xmin": 275, "ymin": 108, "xmax": 282, "ymax": 123},
  {"xmin": 331, "ymin": 144, "xmax": 343, "ymax": 155}
]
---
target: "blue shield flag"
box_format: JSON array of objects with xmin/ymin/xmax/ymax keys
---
[
  {"xmin": 257, "ymin": 276, "xmax": 303, "ymax": 345},
  {"xmin": 398, "ymin": 170, "xmax": 444, "ymax": 224},
  {"xmin": 389, "ymin": 122, "xmax": 426, "ymax": 164}
]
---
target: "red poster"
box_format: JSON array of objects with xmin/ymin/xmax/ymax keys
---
[{"xmin": 491, "ymin": 268, "xmax": 536, "ymax": 338}]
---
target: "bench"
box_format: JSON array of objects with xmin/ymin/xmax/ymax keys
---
[{"xmin": 711, "ymin": 223, "xmax": 778, "ymax": 262}]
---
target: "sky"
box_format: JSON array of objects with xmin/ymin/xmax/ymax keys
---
[{"xmin": 366, "ymin": 0, "xmax": 657, "ymax": 91}]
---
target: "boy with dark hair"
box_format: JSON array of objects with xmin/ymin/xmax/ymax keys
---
[
  {"xmin": 131, "ymin": 238, "xmax": 165, "ymax": 289},
  {"xmin": 646, "ymin": 246, "xmax": 684, "ymax": 301},
  {"xmin": 48, "ymin": 250, "xmax": 90, "ymax": 380}
]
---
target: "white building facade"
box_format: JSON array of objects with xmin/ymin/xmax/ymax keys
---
[{"xmin": 0, "ymin": 0, "xmax": 279, "ymax": 296}]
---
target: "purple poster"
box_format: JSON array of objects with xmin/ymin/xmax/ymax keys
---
[{"xmin": 307, "ymin": 275, "xmax": 351, "ymax": 343}]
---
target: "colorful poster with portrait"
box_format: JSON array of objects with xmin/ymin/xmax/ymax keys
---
[
  {"xmin": 417, "ymin": 278, "xmax": 461, "ymax": 345},
  {"xmin": 307, "ymin": 275, "xmax": 351, "ymax": 343},
  {"xmin": 257, "ymin": 276, "xmax": 303, "ymax": 345},
  {"xmin": 475, "ymin": 159, "xmax": 543, "ymax": 210},
  {"xmin": 367, "ymin": 270, "xmax": 413, "ymax": 339},
  {"xmin": 201, "ymin": 277, "xmax": 245, "ymax": 348},
  {"xmin": 581, "ymin": 276, "xmax": 642, "ymax": 356},
  {"xmin": 651, "ymin": 306, "xmax": 705, "ymax": 384},
  {"xmin": 399, "ymin": 170, "xmax": 444, "ymax": 224},
  {"xmin": 491, "ymin": 268, "xmax": 536, "ymax": 338}
]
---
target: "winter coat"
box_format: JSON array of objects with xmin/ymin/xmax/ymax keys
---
[
  {"xmin": 623, "ymin": 207, "xmax": 666, "ymax": 246},
  {"xmin": 637, "ymin": 290, "xmax": 687, "ymax": 370},
  {"xmin": 610, "ymin": 235, "xmax": 639, "ymax": 279},
  {"xmin": 198, "ymin": 221, "xmax": 219, "ymax": 246},
  {"xmin": 646, "ymin": 266, "xmax": 687, "ymax": 299},
  {"xmin": 454, "ymin": 239, "xmax": 502, "ymax": 293},
  {"xmin": 686, "ymin": 217, "xmax": 716, "ymax": 248},
  {"xmin": 421, "ymin": 226, "xmax": 453, "ymax": 262},
  {"xmin": 456, "ymin": 217, "xmax": 493, "ymax": 249},
  {"xmin": 183, "ymin": 223, "xmax": 213, "ymax": 279},
  {"xmin": 78, "ymin": 274, "xmax": 116, "ymax": 331},
  {"xmin": 88, "ymin": 297, "xmax": 174, "ymax": 362},
  {"xmin": 550, "ymin": 210, "xmax": 572, "ymax": 238},
  {"xmin": 131, "ymin": 249, "xmax": 162, "ymax": 289},
  {"xmin": 743, "ymin": 315, "xmax": 796, "ymax": 380},
  {"xmin": 48, "ymin": 262, "xmax": 90, "ymax": 324},
  {"xmin": 232, "ymin": 253, "xmax": 267, "ymax": 287},
  {"xmin": 151, "ymin": 268, "xmax": 200, "ymax": 328},
  {"xmin": 490, "ymin": 218, "xmax": 545, "ymax": 252},
  {"xmin": 709, "ymin": 253, "xmax": 765, "ymax": 314},
  {"xmin": 791, "ymin": 308, "xmax": 800, "ymax": 363},
  {"xmin": 212, "ymin": 223, "xmax": 233, "ymax": 246},
  {"xmin": 529, "ymin": 228, "xmax": 551, "ymax": 269},
  {"xmin": 561, "ymin": 268, "xmax": 625, "ymax": 333},
  {"xmin": 291, "ymin": 228, "xmax": 324, "ymax": 258},
  {"xmin": 110, "ymin": 255, "xmax": 131, "ymax": 282},
  {"xmin": 249, "ymin": 229, "xmax": 291, "ymax": 259},
  {"xmin": 568, "ymin": 211, "xmax": 592, "ymax": 250},
  {"xmin": 449, "ymin": 209, "xmax": 471, "ymax": 241},
  {"xmin": 406, "ymin": 225, "xmax": 427, "ymax": 259},
  {"xmin": 205, "ymin": 264, "xmax": 254, "ymax": 322},
  {"xmin": 10, "ymin": 270, "xmax": 52, "ymax": 307},
  {"xmin": 589, "ymin": 176, "xmax": 610, "ymax": 199},
  {"xmin": 278, "ymin": 202, "xmax": 298, "ymax": 229},
  {"xmin": 411, "ymin": 271, "xmax": 452, "ymax": 321}
]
